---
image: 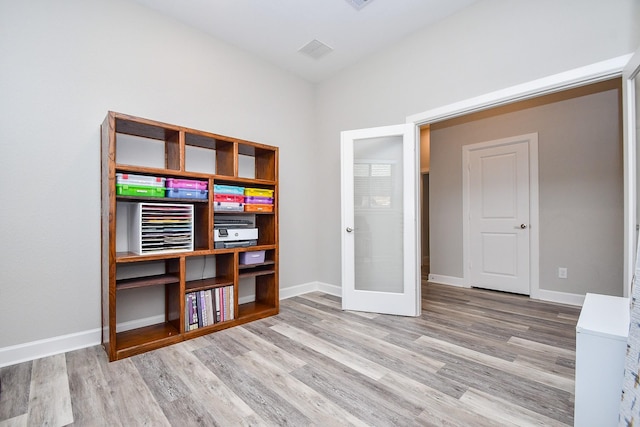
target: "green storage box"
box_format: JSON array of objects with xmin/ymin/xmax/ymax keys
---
[{"xmin": 116, "ymin": 183, "xmax": 165, "ymax": 198}]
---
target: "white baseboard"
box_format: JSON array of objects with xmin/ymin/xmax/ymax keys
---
[
  {"xmin": 532, "ymin": 288, "xmax": 584, "ymax": 306},
  {"xmin": 0, "ymin": 329, "xmax": 101, "ymax": 369},
  {"xmin": 427, "ymin": 274, "xmax": 470, "ymax": 288},
  {"xmin": 427, "ymin": 274, "xmax": 583, "ymax": 306},
  {"xmin": 316, "ymin": 282, "xmax": 341, "ymax": 297},
  {"xmin": 279, "ymin": 281, "xmax": 324, "ymax": 299}
]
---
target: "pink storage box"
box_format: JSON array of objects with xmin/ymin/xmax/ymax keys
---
[
  {"xmin": 244, "ymin": 196, "xmax": 273, "ymax": 205},
  {"xmin": 239, "ymin": 250, "xmax": 265, "ymax": 265},
  {"xmin": 165, "ymin": 178, "xmax": 208, "ymax": 190}
]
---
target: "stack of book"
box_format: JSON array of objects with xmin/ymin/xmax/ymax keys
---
[{"xmin": 185, "ymin": 285, "xmax": 234, "ymax": 331}]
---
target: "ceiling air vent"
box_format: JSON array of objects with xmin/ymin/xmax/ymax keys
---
[
  {"xmin": 345, "ymin": 0, "xmax": 374, "ymax": 10},
  {"xmin": 298, "ymin": 39, "xmax": 333, "ymax": 60}
]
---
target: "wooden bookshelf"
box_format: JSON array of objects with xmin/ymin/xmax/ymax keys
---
[{"xmin": 101, "ymin": 111, "xmax": 279, "ymax": 361}]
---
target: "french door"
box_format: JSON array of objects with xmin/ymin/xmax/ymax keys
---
[{"xmin": 340, "ymin": 123, "xmax": 420, "ymax": 316}]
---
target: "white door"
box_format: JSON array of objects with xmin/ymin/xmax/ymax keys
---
[
  {"xmin": 341, "ymin": 123, "xmax": 420, "ymax": 316},
  {"xmin": 466, "ymin": 134, "xmax": 536, "ymax": 295}
]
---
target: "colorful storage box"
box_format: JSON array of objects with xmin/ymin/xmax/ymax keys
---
[
  {"xmin": 213, "ymin": 184, "xmax": 245, "ymax": 195},
  {"xmin": 166, "ymin": 188, "xmax": 208, "ymax": 200},
  {"xmin": 116, "ymin": 173, "xmax": 165, "ymax": 187},
  {"xmin": 239, "ymin": 250, "xmax": 265, "ymax": 265},
  {"xmin": 214, "ymin": 194, "xmax": 245, "ymax": 203},
  {"xmin": 245, "ymin": 204, "xmax": 273, "ymax": 213},
  {"xmin": 116, "ymin": 184, "xmax": 165, "ymax": 198},
  {"xmin": 166, "ymin": 178, "xmax": 208, "ymax": 190},
  {"xmin": 244, "ymin": 188, "xmax": 274, "ymax": 198},
  {"xmin": 214, "ymin": 202, "xmax": 244, "ymax": 212},
  {"xmin": 244, "ymin": 196, "xmax": 273, "ymax": 204}
]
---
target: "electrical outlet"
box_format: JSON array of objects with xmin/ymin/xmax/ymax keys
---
[{"xmin": 558, "ymin": 267, "xmax": 568, "ymax": 279}]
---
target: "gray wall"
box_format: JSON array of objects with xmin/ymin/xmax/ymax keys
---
[
  {"xmin": 430, "ymin": 83, "xmax": 623, "ymax": 295},
  {"xmin": 0, "ymin": 0, "xmax": 317, "ymax": 348},
  {"xmin": 315, "ymin": 0, "xmax": 640, "ymax": 292}
]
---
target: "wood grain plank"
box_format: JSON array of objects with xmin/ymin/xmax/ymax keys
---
[
  {"xmin": 193, "ymin": 341, "xmax": 312, "ymax": 426},
  {"xmin": 66, "ymin": 346, "xmax": 122, "ymax": 426},
  {"xmin": 101, "ymin": 358, "xmax": 171, "ymax": 426},
  {"xmin": 132, "ymin": 350, "xmax": 191, "ymax": 405},
  {"xmin": 270, "ymin": 322, "xmax": 390, "ymax": 381},
  {"xmin": 26, "ymin": 354, "xmax": 73, "ymax": 426},
  {"xmin": 459, "ymin": 387, "xmax": 570, "ymax": 427},
  {"xmin": 222, "ymin": 326, "xmax": 307, "ymax": 372},
  {"xmin": 285, "ymin": 298, "xmax": 391, "ymax": 339},
  {"xmin": 379, "ymin": 372, "xmax": 500, "ymax": 427},
  {"xmin": 416, "ymin": 334, "xmax": 574, "ymax": 393},
  {"xmin": 235, "ymin": 350, "xmax": 368, "ymax": 426},
  {"xmin": 159, "ymin": 344, "xmax": 263, "ymax": 426},
  {"xmin": 0, "ymin": 413, "xmax": 27, "ymax": 427},
  {"xmin": 0, "ymin": 361, "xmax": 31, "ymax": 421},
  {"xmin": 245, "ymin": 320, "xmax": 426, "ymax": 425}
]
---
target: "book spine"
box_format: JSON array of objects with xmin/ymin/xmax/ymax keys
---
[
  {"xmin": 185, "ymin": 293, "xmax": 191, "ymax": 331},
  {"xmin": 205, "ymin": 289, "xmax": 214, "ymax": 325},
  {"xmin": 199, "ymin": 290, "xmax": 208, "ymax": 327},
  {"xmin": 190, "ymin": 292, "xmax": 199, "ymax": 330}
]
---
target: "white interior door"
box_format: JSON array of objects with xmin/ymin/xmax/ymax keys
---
[
  {"xmin": 341, "ymin": 123, "xmax": 420, "ymax": 316},
  {"xmin": 466, "ymin": 134, "xmax": 536, "ymax": 295}
]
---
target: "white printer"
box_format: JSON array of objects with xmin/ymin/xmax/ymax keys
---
[{"xmin": 214, "ymin": 217, "xmax": 258, "ymax": 249}]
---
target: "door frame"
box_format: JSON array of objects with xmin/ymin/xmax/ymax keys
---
[
  {"xmin": 623, "ymin": 46, "xmax": 640, "ymax": 297},
  {"xmin": 406, "ymin": 54, "xmax": 633, "ymax": 304},
  {"xmin": 462, "ymin": 134, "xmax": 539, "ymax": 296}
]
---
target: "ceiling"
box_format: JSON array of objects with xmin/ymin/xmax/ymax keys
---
[{"xmin": 128, "ymin": 0, "xmax": 478, "ymax": 83}]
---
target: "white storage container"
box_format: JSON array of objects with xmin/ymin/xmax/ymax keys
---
[
  {"xmin": 116, "ymin": 173, "xmax": 165, "ymax": 187},
  {"xmin": 129, "ymin": 203, "xmax": 194, "ymax": 255}
]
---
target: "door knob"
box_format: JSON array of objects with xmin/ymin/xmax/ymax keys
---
[
  {"xmin": 346, "ymin": 227, "xmax": 353, "ymax": 232},
  {"xmin": 520, "ymin": 224, "xmax": 527, "ymax": 229}
]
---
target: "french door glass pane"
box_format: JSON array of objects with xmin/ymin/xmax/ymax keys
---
[{"xmin": 353, "ymin": 136, "xmax": 404, "ymax": 292}]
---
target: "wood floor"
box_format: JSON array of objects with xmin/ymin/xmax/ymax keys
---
[{"xmin": 0, "ymin": 283, "xmax": 580, "ymax": 426}]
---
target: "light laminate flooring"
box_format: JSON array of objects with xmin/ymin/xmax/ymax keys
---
[{"xmin": 0, "ymin": 283, "xmax": 580, "ymax": 426}]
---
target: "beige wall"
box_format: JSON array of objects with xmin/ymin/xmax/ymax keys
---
[{"xmin": 430, "ymin": 80, "xmax": 623, "ymax": 296}]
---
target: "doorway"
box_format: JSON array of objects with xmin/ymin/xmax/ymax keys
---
[
  {"xmin": 416, "ymin": 76, "xmax": 624, "ymax": 302},
  {"xmin": 420, "ymin": 126, "xmax": 430, "ymax": 280}
]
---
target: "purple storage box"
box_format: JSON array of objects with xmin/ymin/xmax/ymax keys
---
[
  {"xmin": 239, "ymin": 250, "xmax": 265, "ymax": 265},
  {"xmin": 244, "ymin": 196, "xmax": 273, "ymax": 205},
  {"xmin": 166, "ymin": 178, "xmax": 208, "ymax": 190}
]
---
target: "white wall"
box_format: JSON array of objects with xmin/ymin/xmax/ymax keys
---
[
  {"xmin": 0, "ymin": 0, "xmax": 317, "ymax": 349},
  {"xmin": 315, "ymin": 0, "xmax": 640, "ymax": 290}
]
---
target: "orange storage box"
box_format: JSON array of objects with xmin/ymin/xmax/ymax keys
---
[{"xmin": 244, "ymin": 204, "xmax": 273, "ymax": 213}]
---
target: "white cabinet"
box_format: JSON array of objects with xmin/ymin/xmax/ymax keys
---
[{"xmin": 574, "ymin": 293, "xmax": 629, "ymax": 427}]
